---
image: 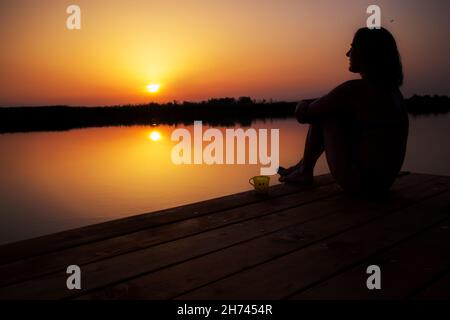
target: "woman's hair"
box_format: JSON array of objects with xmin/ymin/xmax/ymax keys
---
[{"xmin": 353, "ymin": 27, "xmax": 403, "ymax": 88}]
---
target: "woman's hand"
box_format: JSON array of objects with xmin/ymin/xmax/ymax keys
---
[{"xmin": 295, "ymin": 100, "xmax": 310, "ymax": 123}]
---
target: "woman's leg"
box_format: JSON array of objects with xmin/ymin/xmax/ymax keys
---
[
  {"xmin": 321, "ymin": 117, "xmax": 362, "ymax": 192},
  {"xmin": 280, "ymin": 122, "xmax": 324, "ymax": 183},
  {"xmin": 282, "ymin": 117, "xmax": 361, "ymax": 190},
  {"xmin": 284, "ymin": 117, "xmax": 392, "ymax": 193},
  {"xmin": 301, "ymin": 122, "xmax": 325, "ymax": 175}
]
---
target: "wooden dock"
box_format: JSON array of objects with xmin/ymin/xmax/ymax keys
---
[{"xmin": 1, "ymin": 172, "xmax": 450, "ymax": 300}]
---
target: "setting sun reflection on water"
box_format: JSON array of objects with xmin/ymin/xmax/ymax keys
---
[{"xmin": 0, "ymin": 119, "xmax": 320, "ymax": 244}]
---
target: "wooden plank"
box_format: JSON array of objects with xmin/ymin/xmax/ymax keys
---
[
  {"xmin": 289, "ymin": 218, "xmax": 450, "ymax": 299},
  {"xmin": 0, "ymin": 174, "xmax": 335, "ymax": 265},
  {"xmin": 0, "ymin": 193, "xmax": 345, "ymax": 299},
  {"xmin": 0, "ymin": 181, "xmax": 343, "ymax": 287},
  {"xmin": 176, "ymin": 188, "xmax": 450, "ymax": 300},
  {"xmin": 77, "ymin": 175, "xmax": 450, "ymax": 299},
  {"xmin": 0, "ymin": 174, "xmax": 440, "ymax": 299},
  {"xmin": 0, "ymin": 173, "xmax": 419, "ymax": 288},
  {"xmin": 413, "ymin": 271, "xmax": 450, "ymax": 299}
]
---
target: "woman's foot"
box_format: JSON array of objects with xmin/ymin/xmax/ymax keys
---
[
  {"xmin": 279, "ymin": 167, "xmax": 314, "ymax": 185},
  {"xmin": 277, "ymin": 160, "xmax": 304, "ymax": 176}
]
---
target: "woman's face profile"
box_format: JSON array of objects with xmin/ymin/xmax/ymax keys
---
[{"xmin": 346, "ymin": 42, "xmax": 362, "ymax": 73}]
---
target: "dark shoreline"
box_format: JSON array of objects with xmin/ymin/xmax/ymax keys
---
[{"xmin": 0, "ymin": 95, "xmax": 448, "ymax": 133}]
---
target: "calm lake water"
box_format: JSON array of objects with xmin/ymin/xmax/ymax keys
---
[{"xmin": 1, "ymin": 115, "xmax": 449, "ymax": 245}]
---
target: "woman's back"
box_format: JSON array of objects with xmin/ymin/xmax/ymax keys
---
[{"xmin": 346, "ymin": 79, "xmax": 409, "ymax": 189}]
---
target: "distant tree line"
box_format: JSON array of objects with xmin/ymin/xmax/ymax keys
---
[
  {"xmin": 0, "ymin": 95, "xmax": 448, "ymax": 133},
  {"xmin": 404, "ymin": 95, "xmax": 450, "ymax": 116}
]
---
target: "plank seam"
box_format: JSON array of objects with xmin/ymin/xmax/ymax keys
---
[
  {"xmin": 0, "ymin": 188, "xmax": 342, "ymax": 289},
  {"xmin": 170, "ymin": 187, "xmax": 450, "ymax": 300},
  {"xmin": 407, "ymin": 266, "xmax": 450, "ymax": 299},
  {"xmin": 71, "ymin": 178, "xmax": 449, "ymax": 300},
  {"xmin": 59, "ymin": 194, "xmax": 345, "ymax": 299},
  {"xmin": 283, "ymin": 215, "xmax": 450, "ymax": 300},
  {"xmin": 0, "ymin": 178, "xmax": 338, "ymax": 265}
]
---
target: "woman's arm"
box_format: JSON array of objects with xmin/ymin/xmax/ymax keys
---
[{"xmin": 295, "ymin": 80, "xmax": 356, "ymax": 124}]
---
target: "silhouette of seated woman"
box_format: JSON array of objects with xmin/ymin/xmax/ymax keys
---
[{"xmin": 279, "ymin": 27, "xmax": 409, "ymax": 194}]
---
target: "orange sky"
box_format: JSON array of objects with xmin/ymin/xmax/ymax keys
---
[{"xmin": 0, "ymin": 0, "xmax": 449, "ymax": 106}]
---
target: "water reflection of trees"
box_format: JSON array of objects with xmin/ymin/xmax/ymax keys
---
[{"xmin": 0, "ymin": 95, "xmax": 448, "ymax": 133}]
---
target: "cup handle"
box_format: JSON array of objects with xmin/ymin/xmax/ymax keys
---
[{"xmin": 249, "ymin": 177, "xmax": 255, "ymax": 186}]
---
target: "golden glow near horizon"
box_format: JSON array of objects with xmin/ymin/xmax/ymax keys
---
[
  {"xmin": 149, "ymin": 131, "xmax": 161, "ymax": 141},
  {"xmin": 0, "ymin": 0, "xmax": 449, "ymax": 106},
  {"xmin": 147, "ymin": 83, "xmax": 161, "ymax": 93}
]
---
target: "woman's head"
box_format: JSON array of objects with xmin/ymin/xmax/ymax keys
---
[{"xmin": 346, "ymin": 27, "xmax": 403, "ymax": 88}]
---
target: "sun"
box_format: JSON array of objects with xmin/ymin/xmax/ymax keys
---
[
  {"xmin": 146, "ymin": 83, "xmax": 160, "ymax": 93},
  {"xmin": 149, "ymin": 131, "xmax": 161, "ymax": 141}
]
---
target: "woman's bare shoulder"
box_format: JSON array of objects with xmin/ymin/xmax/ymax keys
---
[{"xmin": 335, "ymin": 79, "xmax": 366, "ymax": 90}]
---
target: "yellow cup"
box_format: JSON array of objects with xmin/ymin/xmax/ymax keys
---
[{"xmin": 249, "ymin": 176, "xmax": 270, "ymax": 194}]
